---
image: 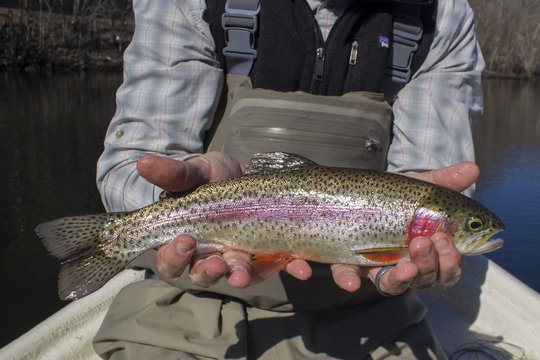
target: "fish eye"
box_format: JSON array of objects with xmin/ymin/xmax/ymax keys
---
[{"xmin": 466, "ymin": 216, "xmax": 484, "ymax": 232}]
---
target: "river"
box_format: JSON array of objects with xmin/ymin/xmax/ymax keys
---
[
  {"xmin": 0, "ymin": 73, "xmax": 538, "ymax": 347},
  {"xmin": 472, "ymin": 78, "xmax": 540, "ymax": 293}
]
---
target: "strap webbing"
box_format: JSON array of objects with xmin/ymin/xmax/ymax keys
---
[
  {"xmin": 381, "ymin": 5, "xmax": 424, "ymax": 96},
  {"xmin": 222, "ymin": 0, "xmax": 260, "ymax": 75}
]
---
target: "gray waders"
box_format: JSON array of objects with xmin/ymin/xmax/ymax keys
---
[{"xmin": 93, "ymin": 75, "xmax": 446, "ymax": 359}]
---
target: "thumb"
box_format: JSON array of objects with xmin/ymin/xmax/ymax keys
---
[
  {"xmin": 409, "ymin": 162, "xmax": 479, "ymax": 192},
  {"xmin": 137, "ymin": 155, "xmax": 205, "ymax": 192}
]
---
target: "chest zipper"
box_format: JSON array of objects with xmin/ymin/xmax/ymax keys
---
[
  {"xmin": 310, "ymin": 6, "xmax": 352, "ymax": 88},
  {"xmin": 315, "ymin": 47, "xmax": 325, "ymax": 81},
  {"xmin": 349, "ymin": 40, "xmax": 359, "ymax": 65},
  {"xmin": 234, "ymin": 126, "xmax": 380, "ymax": 153}
]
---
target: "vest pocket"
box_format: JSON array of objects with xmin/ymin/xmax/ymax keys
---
[
  {"xmin": 219, "ymin": 89, "xmax": 393, "ymax": 170},
  {"xmin": 233, "ymin": 126, "xmax": 381, "ymax": 153}
]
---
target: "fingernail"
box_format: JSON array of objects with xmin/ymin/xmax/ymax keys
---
[
  {"xmin": 156, "ymin": 260, "xmax": 180, "ymax": 280},
  {"xmin": 340, "ymin": 271, "xmax": 361, "ymax": 293},
  {"xmin": 456, "ymin": 163, "xmax": 477, "ymax": 178},
  {"xmin": 286, "ymin": 260, "xmax": 312, "ymax": 281},
  {"xmin": 445, "ymin": 268, "xmax": 462, "ymax": 287},
  {"xmin": 139, "ymin": 156, "xmax": 150, "ymax": 165},
  {"xmin": 433, "ymin": 234, "xmax": 451, "ymax": 255},
  {"xmin": 228, "ymin": 265, "xmax": 251, "ymax": 288},
  {"xmin": 204, "ymin": 269, "xmax": 222, "ymax": 279},
  {"xmin": 419, "ymin": 245, "xmax": 434, "ymax": 259},
  {"xmin": 175, "ymin": 241, "xmax": 195, "ymax": 255}
]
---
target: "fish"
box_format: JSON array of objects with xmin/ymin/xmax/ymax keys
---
[{"xmin": 36, "ymin": 152, "xmax": 504, "ymax": 301}]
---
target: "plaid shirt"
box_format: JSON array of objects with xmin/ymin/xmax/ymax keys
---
[{"xmin": 97, "ymin": 0, "xmax": 485, "ymax": 211}]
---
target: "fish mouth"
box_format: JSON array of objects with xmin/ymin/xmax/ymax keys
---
[
  {"xmin": 470, "ymin": 237, "xmax": 504, "ymax": 255},
  {"xmin": 463, "ymin": 229, "xmax": 504, "ymax": 255}
]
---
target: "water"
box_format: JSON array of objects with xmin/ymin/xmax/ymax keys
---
[
  {"xmin": 0, "ymin": 74, "xmax": 538, "ymax": 347},
  {"xmin": 473, "ymin": 78, "xmax": 540, "ymax": 292},
  {"xmin": 0, "ymin": 71, "xmax": 119, "ymax": 347}
]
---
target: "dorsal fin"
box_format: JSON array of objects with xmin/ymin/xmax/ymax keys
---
[{"xmin": 245, "ymin": 152, "xmax": 319, "ymax": 175}]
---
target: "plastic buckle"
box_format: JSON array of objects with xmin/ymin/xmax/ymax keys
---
[
  {"xmin": 222, "ymin": 5, "xmax": 260, "ymax": 58},
  {"xmin": 393, "ymin": 13, "xmax": 423, "ymax": 42},
  {"xmin": 386, "ymin": 13, "xmax": 423, "ymax": 82},
  {"xmin": 384, "ymin": 67, "xmax": 411, "ymax": 84},
  {"xmin": 390, "ymin": 35, "xmax": 418, "ymax": 71}
]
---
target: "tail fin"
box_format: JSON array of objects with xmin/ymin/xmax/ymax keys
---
[{"xmin": 35, "ymin": 214, "xmax": 131, "ymax": 300}]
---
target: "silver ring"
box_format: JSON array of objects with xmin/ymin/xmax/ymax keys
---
[{"xmin": 374, "ymin": 266, "xmax": 394, "ymax": 297}]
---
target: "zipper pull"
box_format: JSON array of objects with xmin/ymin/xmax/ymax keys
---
[
  {"xmin": 349, "ymin": 41, "xmax": 359, "ymax": 65},
  {"xmin": 365, "ymin": 138, "xmax": 379, "ymax": 152},
  {"xmin": 315, "ymin": 47, "xmax": 325, "ymax": 81}
]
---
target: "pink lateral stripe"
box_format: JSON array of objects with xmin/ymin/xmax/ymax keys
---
[{"xmin": 185, "ymin": 196, "xmax": 394, "ymax": 224}]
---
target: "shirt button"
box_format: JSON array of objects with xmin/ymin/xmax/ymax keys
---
[{"xmin": 115, "ymin": 130, "xmax": 124, "ymax": 138}]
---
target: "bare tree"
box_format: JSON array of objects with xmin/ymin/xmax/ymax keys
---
[
  {"xmin": 470, "ymin": 0, "xmax": 540, "ymax": 77},
  {"xmin": 1, "ymin": 0, "xmax": 537, "ymax": 75},
  {"xmin": 0, "ymin": 0, "xmax": 134, "ymax": 70}
]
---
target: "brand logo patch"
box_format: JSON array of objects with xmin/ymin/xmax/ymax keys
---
[{"xmin": 378, "ymin": 36, "xmax": 390, "ymax": 48}]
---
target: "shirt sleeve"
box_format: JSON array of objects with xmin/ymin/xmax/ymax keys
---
[
  {"xmin": 96, "ymin": 0, "xmax": 223, "ymax": 212},
  {"xmin": 387, "ymin": 0, "xmax": 485, "ymax": 189}
]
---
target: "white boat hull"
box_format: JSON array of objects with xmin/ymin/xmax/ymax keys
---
[{"xmin": 1, "ymin": 256, "xmax": 539, "ymax": 359}]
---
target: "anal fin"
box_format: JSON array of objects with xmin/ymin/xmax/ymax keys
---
[{"xmin": 251, "ymin": 252, "xmax": 293, "ymax": 282}]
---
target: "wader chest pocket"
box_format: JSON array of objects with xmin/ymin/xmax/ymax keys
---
[{"xmin": 219, "ymin": 89, "xmax": 393, "ymax": 170}]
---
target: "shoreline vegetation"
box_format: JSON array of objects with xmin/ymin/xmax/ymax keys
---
[
  {"xmin": 0, "ymin": 1, "xmax": 132, "ymax": 72},
  {"xmin": 0, "ymin": 0, "xmax": 539, "ymax": 79}
]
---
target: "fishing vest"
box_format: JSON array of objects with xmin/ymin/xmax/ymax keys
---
[
  {"xmin": 205, "ymin": 0, "xmax": 436, "ymax": 169},
  {"xmin": 147, "ymin": 0, "xmax": 439, "ymax": 312}
]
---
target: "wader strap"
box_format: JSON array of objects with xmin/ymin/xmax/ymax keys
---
[
  {"xmin": 222, "ymin": 0, "xmax": 260, "ymax": 75},
  {"xmin": 382, "ymin": 5, "xmax": 423, "ymax": 96}
]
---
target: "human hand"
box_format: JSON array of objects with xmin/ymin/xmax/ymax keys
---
[
  {"xmin": 137, "ymin": 152, "xmax": 313, "ymax": 288},
  {"xmin": 330, "ymin": 162, "xmax": 480, "ymax": 294}
]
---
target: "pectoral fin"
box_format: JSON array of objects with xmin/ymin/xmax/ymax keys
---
[{"xmin": 355, "ymin": 247, "xmax": 409, "ymax": 265}]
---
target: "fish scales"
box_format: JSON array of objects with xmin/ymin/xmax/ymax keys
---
[
  {"xmin": 113, "ymin": 167, "xmax": 419, "ymax": 261},
  {"xmin": 35, "ymin": 152, "xmax": 504, "ymax": 300}
]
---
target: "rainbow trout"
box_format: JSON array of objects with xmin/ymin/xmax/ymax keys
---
[{"xmin": 36, "ymin": 152, "xmax": 504, "ymax": 300}]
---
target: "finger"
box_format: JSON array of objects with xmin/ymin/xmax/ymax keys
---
[
  {"xmin": 189, "ymin": 254, "xmax": 229, "ymax": 288},
  {"xmin": 137, "ymin": 155, "xmax": 204, "ymax": 192},
  {"xmin": 408, "ymin": 236, "xmax": 439, "ymax": 289},
  {"xmin": 285, "ymin": 259, "xmax": 312, "ymax": 281},
  {"xmin": 222, "ymin": 250, "xmax": 252, "ymax": 288},
  {"xmin": 331, "ymin": 264, "xmax": 362, "ymax": 292},
  {"xmin": 197, "ymin": 151, "xmax": 245, "ymax": 181},
  {"xmin": 368, "ymin": 262, "xmax": 417, "ymax": 296},
  {"xmin": 156, "ymin": 235, "xmax": 197, "ymax": 279},
  {"xmin": 431, "ymin": 233, "xmax": 462, "ymax": 287},
  {"xmin": 409, "ymin": 162, "xmax": 479, "ymax": 192}
]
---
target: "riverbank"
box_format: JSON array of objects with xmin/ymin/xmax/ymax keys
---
[
  {"xmin": 1, "ymin": 4, "xmax": 538, "ymax": 78},
  {"xmin": 0, "ymin": 6, "xmax": 132, "ymax": 72}
]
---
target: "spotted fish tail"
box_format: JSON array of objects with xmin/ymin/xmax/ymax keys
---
[{"xmin": 35, "ymin": 213, "xmax": 130, "ymax": 301}]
